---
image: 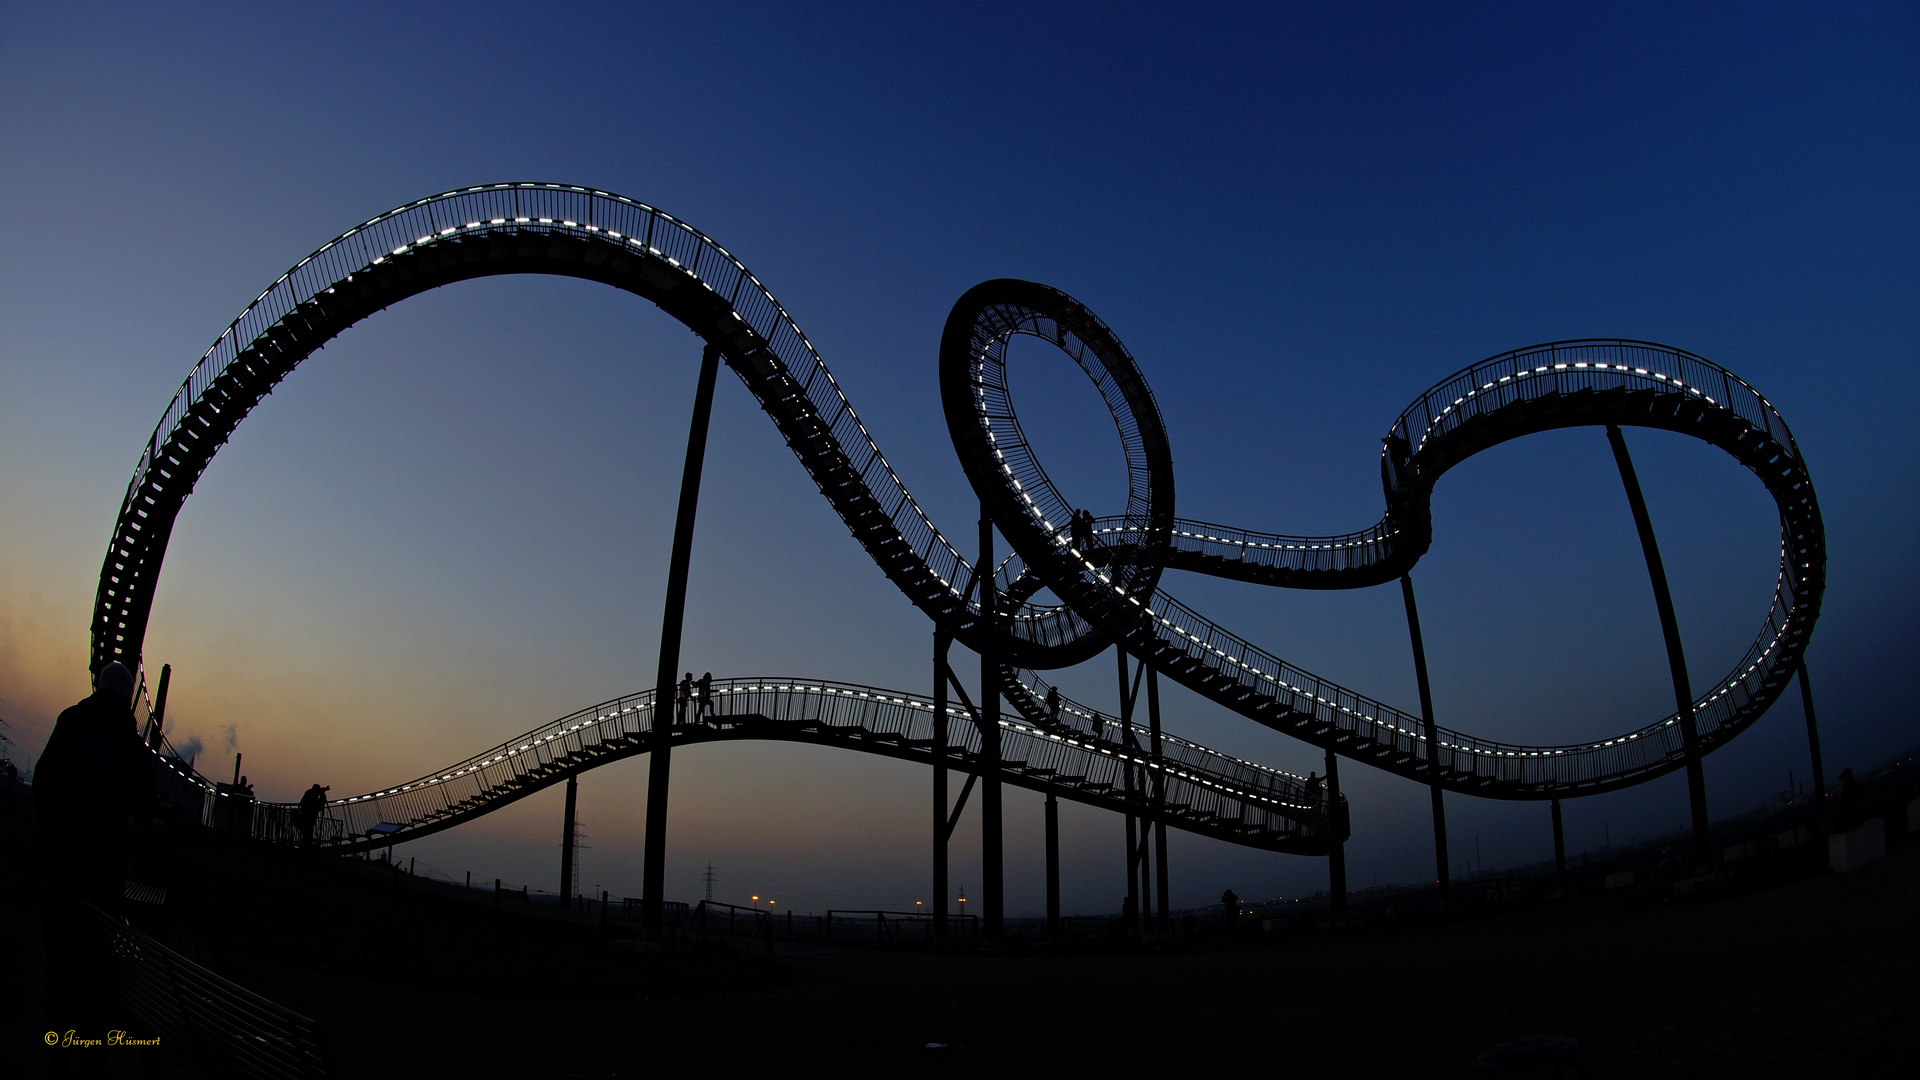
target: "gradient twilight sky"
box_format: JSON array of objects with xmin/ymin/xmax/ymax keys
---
[{"xmin": 2, "ymin": 2, "xmax": 1914, "ymax": 914}]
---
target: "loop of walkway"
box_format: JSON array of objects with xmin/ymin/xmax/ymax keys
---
[
  {"xmin": 942, "ymin": 281, "xmax": 1822, "ymax": 796},
  {"xmin": 95, "ymin": 183, "xmax": 1822, "ymax": 810}
]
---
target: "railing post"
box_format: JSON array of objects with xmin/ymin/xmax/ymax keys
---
[
  {"xmin": 1606, "ymin": 425, "xmax": 1712, "ymax": 866},
  {"xmin": 642, "ymin": 343, "xmax": 723, "ymax": 935},
  {"xmin": 934, "ymin": 629, "xmax": 950, "ymax": 940},
  {"xmin": 978, "ymin": 508, "xmax": 1004, "ymax": 942},
  {"xmin": 1400, "ymin": 575, "xmax": 1450, "ymax": 900}
]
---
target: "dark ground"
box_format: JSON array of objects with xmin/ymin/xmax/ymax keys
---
[{"xmin": 4, "ymin": 797, "xmax": 1916, "ymax": 1079}]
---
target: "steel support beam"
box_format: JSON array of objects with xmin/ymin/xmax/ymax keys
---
[
  {"xmin": 1551, "ymin": 798, "xmax": 1567, "ymax": 896},
  {"xmin": 945, "ymin": 772, "xmax": 978, "ymax": 840},
  {"xmin": 1326, "ymin": 747, "xmax": 1347, "ymax": 921},
  {"xmin": 560, "ymin": 774, "xmax": 578, "ymax": 906},
  {"xmin": 1799, "ymin": 663, "xmax": 1826, "ymax": 828},
  {"xmin": 145, "ymin": 662, "xmax": 172, "ymax": 750},
  {"xmin": 978, "ymin": 508, "xmax": 1003, "ymax": 941},
  {"xmin": 1118, "ymin": 649, "xmax": 1142, "ymax": 928},
  {"xmin": 1148, "ymin": 666, "xmax": 1170, "ymax": 931},
  {"xmin": 1400, "ymin": 575, "xmax": 1450, "ymax": 899},
  {"xmin": 1128, "ymin": 799, "xmax": 1144, "ymax": 926},
  {"xmin": 642, "ymin": 343, "xmax": 722, "ymax": 934},
  {"xmin": 933, "ymin": 629, "xmax": 950, "ymax": 939},
  {"xmin": 1044, "ymin": 792, "xmax": 1061, "ymax": 939},
  {"xmin": 1606, "ymin": 425, "xmax": 1711, "ymax": 865}
]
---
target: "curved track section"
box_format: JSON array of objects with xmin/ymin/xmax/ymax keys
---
[
  {"xmin": 214, "ymin": 677, "xmax": 1335, "ymax": 854},
  {"xmin": 943, "ymin": 283, "xmax": 1823, "ymax": 798},
  {"xmin": 91, "ymin": 184, "xmax": 1084, "ymax": 673},
  {"xmin": 97, "ymin": 184, "xmax": 1822, "ymax": 809}
]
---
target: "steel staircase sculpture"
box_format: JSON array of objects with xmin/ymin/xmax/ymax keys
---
[{"xmin": 95, "ymin": 184, "xmax": 1822, "ymax": 824}]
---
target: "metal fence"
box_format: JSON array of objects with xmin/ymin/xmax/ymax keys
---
[{"xmin": 95, "ymin": 903, "xmax": 334, "ymax": 1079}]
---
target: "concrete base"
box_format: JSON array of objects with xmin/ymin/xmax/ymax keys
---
[
  {"xmin": 1829, "ymin": 819, "xmax": 1885, "ymax": 873},
  {"xmin": 1776, "ymin": 825, "xmax": 1811, "ymax": 851},
  {"xmin": 1604, "ymin": 870, "xmax": 1635, "ymax": 890}
]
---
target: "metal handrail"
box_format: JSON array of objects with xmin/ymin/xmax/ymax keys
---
[
  {"xmin": 209, "ymin": 675, "xmax": 1328, "ymax": 855},
  {"xmin": 94, "ymin": 903, "xmax": 335, "ymax": 1078}
]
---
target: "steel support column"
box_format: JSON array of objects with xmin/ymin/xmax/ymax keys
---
[
  {"xmin": 560, "ymin": 774, "xmax": 579, "ymax": 906},
  {"xmin": 1400, "ymin": 575, "xmax": 1449, "ymax": 898},
  {"xmin": 1148, "ymin": 666, "xmax": 1169, "ymax": 931},
  {"xmin": 1137, "ymin": 797, "xmax": 1153, "ymax": 929},
  {"xmin": 145, "ymin": 662, "xmax": 172, "ymax": 750},
  {"xmin": 1606, "ymin": 425, "xmax": 1711, "ymax": 865},
  {"xmin": 1326, "ymin": 747, "xmax": 1347, "ymax": 921},
  {"xmin": 642, "ymin": 343, "xmax": 722, "ymax": 934},
  {"xmin": 1799, "ymin": 663, "xmax": 1827, "ymax": 828},
  {"xmin": 1044, "ymin": 792, "xmax": 1061, "ymax": 939},
  {"xmin": 1551, "ymin": 798, "xmax": 1567, "ymax": 895},
  {"xmin": 978, "ymin": 509, "xmax": 1004, "ymax": 941},
  {"xmin": 1118, "ymin": 649, "xmax": 1139, "ymax": 928},
  {"xmin": 934, "ymin": 629, "xmax": 951, "ymax": 939}
]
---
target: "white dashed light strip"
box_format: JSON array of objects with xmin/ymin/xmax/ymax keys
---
[{"xmin": 135, "ymin": 194, "xmax": 1810, "ymax": 825}]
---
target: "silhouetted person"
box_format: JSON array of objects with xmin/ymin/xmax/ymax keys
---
[
  {"xmin": 1305, "ymin": 771, "xmax": 1322, "ymax": 801},
  {"xmin": 34, "ymin": 662, "xmax": 157, "ymax": 1042},
  {"xmin": 295, "ymin": 783, "xmax": 330, "ymax": 849},
  {"xmin": 1381, "ymin": 432, "xmax": 1413, "ymax": 495},
  {"xmin": 698, "ymin": 672, "xmax": 715, "ymax": 719},
  {"xmin": 1221, "ymin": 888, "xmax": 1240, "ymax": 933},
  {"xmin": 1070, "ymin": 509, "xmax": 1094, "ymax": 555},
  {"xmin": 1044, "ymin": 686, "xmax": 1061, "ymax": 726},
  {"xmin": 1835, "ymin": 768, "xmax": 1867, "ymax": 831},
  {"xmin": 1088, "ymin": 713, "xmax": 1106, "ymax": 741},
  {"xmin": 677, "ymin": 672, "xmax": 693, "ymax": 721}
]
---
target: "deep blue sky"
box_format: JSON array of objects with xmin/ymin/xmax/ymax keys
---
[{"xmin": 1, "ymin": 2, "xmax": 1914, "ymax": 912}]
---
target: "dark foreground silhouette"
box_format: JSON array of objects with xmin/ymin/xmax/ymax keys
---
[
  {"xmin": 31, "ymin": 663, "xmax": 157, "ymax": 1055},
  {"xmin": 3, "ymin": 809, "xmax": 1916, "ymax": 1078}
]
